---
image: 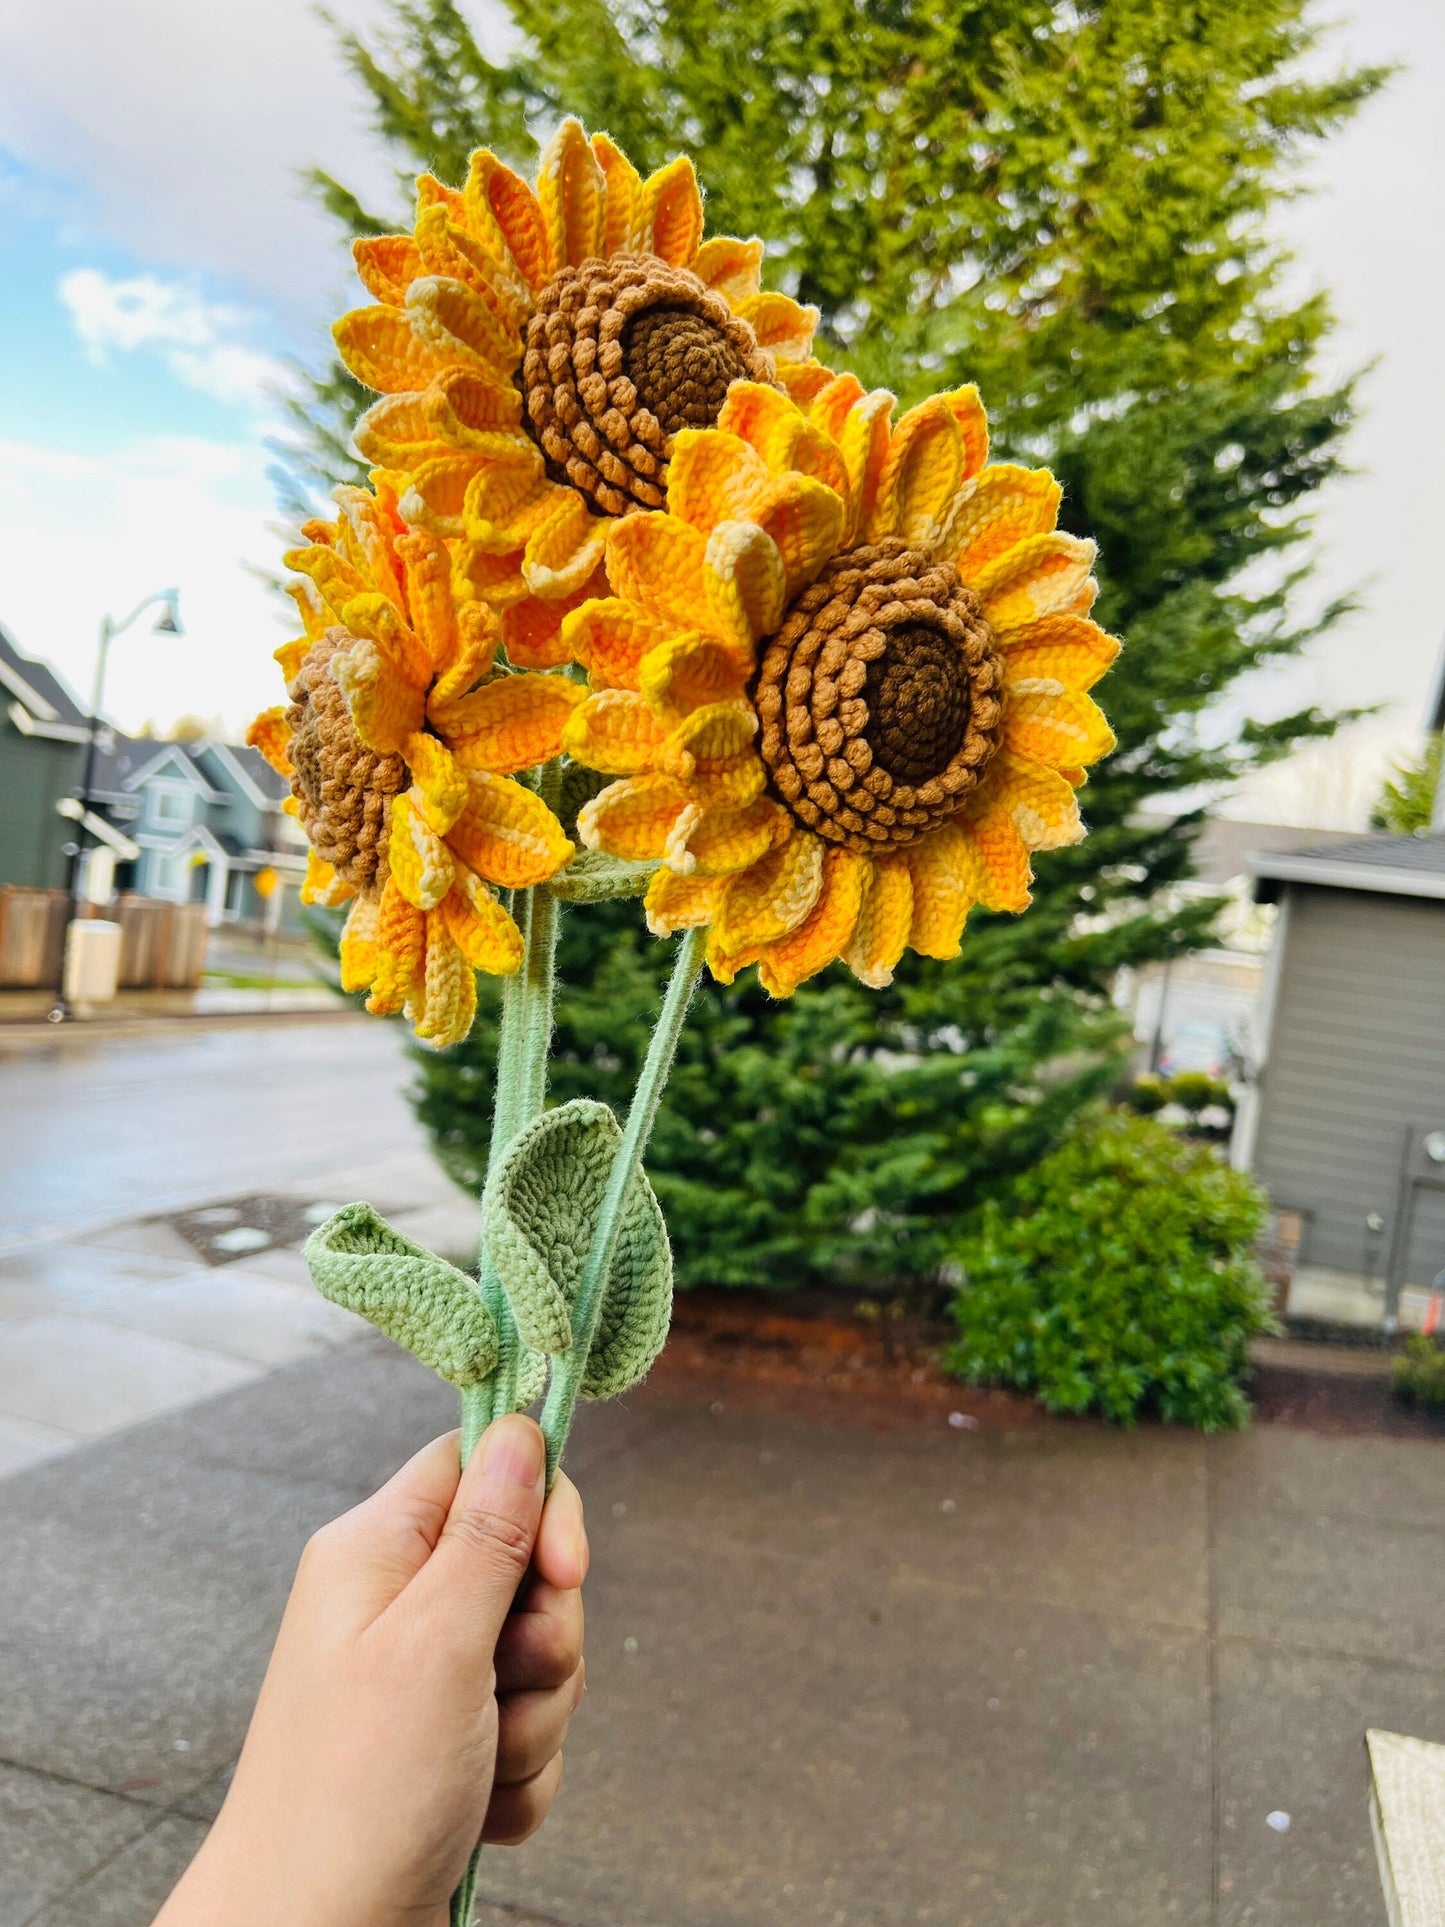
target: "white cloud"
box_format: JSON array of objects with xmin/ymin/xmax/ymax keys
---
[{"xmin": 57, "ymin": 267, "xmax": 295, "ymax": 410}]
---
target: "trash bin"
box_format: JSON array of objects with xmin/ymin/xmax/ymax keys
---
[{"xmin": 63, "ymin": 918, "xmax": 122, "ymax": 1008}]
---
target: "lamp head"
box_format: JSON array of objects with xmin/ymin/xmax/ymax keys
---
[{"xmin": 152, "ymin": 593, "xmax": 183, "ymax": 638}]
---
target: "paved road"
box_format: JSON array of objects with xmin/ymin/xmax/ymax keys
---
[{"xmin": 0, "ymin": 1019, "xmax": 428, "ymax": 1250}]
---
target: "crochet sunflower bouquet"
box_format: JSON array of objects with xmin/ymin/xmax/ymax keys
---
[{"xmin": 251, "ymin": 118, "xmax": 1115, "ymax": 1921}]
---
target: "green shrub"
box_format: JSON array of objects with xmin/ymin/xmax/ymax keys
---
[
  {"xmin": 1392, "ymin": 1335, "xmax": 1445, "ymax": 1413},
  {"xmin": 1167, "ymin": 1071, "xmax": 1233, "ymax": 1115},
  {"xmin": 1125, "ymin": 1074, "xmax": 1168, "ymax": 1116},
  {"xmin": 945, "ymin": 1107, "xmax": 1275, "ymax": 1430}
]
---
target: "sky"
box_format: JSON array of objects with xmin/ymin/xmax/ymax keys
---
[{"xmin": 1, "ymin": 0, "xmax": 1442, "ymax": 824}]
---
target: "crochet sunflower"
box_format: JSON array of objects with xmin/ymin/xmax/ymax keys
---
[
  {"xmin": 248, "ymin": 484, "xmax": 579, "ymax": 1047},
  {"xmin": 560, "ymin": 378, "xmax": 1118, "ymax": 996},
  {"xmin": 333, "ymin": 117, "xmax": 821, "ymax": 670}
]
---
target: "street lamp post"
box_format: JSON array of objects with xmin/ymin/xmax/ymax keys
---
[{"xmin": 50, "ymin": 589, "xmax": 183, "ymax": 1022}]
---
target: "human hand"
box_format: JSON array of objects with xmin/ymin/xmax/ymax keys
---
[{"xmin": 155, "ymin": 1415, "xmax": 586, "ymax": 1927}]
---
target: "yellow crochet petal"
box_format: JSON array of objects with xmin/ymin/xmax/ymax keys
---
[
  {"xmin": 964, "ymin": 793, "xmax": 1034, "ymax": 913},
  {"xmin": 407, "ymin": 274, "xmax": 518, "ymax": 375},
  {"xmin": 992, "ymin": 748, "xmax": 1085, "ymax": 853},
  {"xmin": 536, "ymin": 117, "xmax": 607, "ymax": 272},
  {"xmin": 453, "ymin": 541, "xmax": 531, "ymax": 610},
  {"xmin": 717, "ymin": 383, "xmax": 851, "ymax": 499},
  {"xmin": 439, "ymin": 673, "xmax": 585, "ymax": 774},
  {"xmin": 522, "ymin": 490, "xmax": 610, "ymax": 598},
  {"xmin": 389, "ymin": 793, "xmax": 456, "ymax": 911},
  {"xmin": 844, "ymin": 851, "xmax": 912, "ymax": 988},
  {"xmin": 414, "ymin": 910, "xmax": 478, "ymax": 1048},
  {"xmin": 500, "ymin": 567, "xmax": 603, "ymax": 669},
  {"xmin": 353, "ymin": 234, "xmax": 423, "ymax": 304},
  {"xmin": 691, "ymin": 235, "xmax": 763, "ymax": 303},
  {"xmin": 638, "ymin": 631, "xmax": 750, "ymax": 726},
  {"xmin": 464, "ymin": 148, "xmax": 549, "ymax": 295},
  {"xmin": 999, "ymin": 615, "xmax": 1119, "ymax": 693},
  {"xmin": 413, "ymin": 205, "xmax": 528, "ymax": 334},
  {"xmin": 426, "ymin": 367, "xmax": 525, "ymax": 443},
  {"xmin": 461, "ymin": 457, "xmax": 554, "ymax": 544},
  {"xmin": 443, "ymin": 868, "xmax": 525, "ymax": 975},
  {"xmin": 715, "ymin": 827, "xmax": 825, "ymax": 949},
  {"xmin": 666, "ymin": 429, "xmax": 772, "ymax": 533},
  {"xmin": 637, "ymin": 155, "xmax": 704, "ymax": 266},
  {"xmin": 757, "ymin": 845, "xmax": 867, "ymax": 997},
  {"xmin": 368, "ymin": 877, "xmax": 427, "ymax": 1015},
  {"xmin": 354, "ymin": 392, "xmax": 451, "ymax": 470},
  {"xmin": 562, "ymin": 597, "xmax": 674, "ymax": 690},
  {"xmin": 561, "ymin": 689, "xmax": 669, "ymax": 775},
  {"xmin": 942, "ymin": 385, "xmax": 989, "ymax": 480},
  {"xmin": 301, "ymin": 847, "xmax": 352, "ymax": 909},
  {"xmin": 906, "ymin": 821, "xmax": 982, "ymax": 960},
  {"xmin": 398, "ymin": 455, "xmax": 480, "ymax": 540},
  {"xmin": 645, "ymin": 867, "xmax": 725, "ymax": 938},
  {"xmin": 416, "ymin": 171, "xmax": 467, "ymax": 223},
  {"xmin": 431, "ymin": 601, "xmax": 501, "ymax": 707},
  {"xmin": 287, "ymin": 577, "xmax": 330, "ymax": 646},
  {"xmin": 703, "ymin": 929, "xmax": 763, "ymax": 986},
  {"xmin": 663, "ymin": 795, "xmax": 789, "ymax": 878},
  {"xmin": 284, "ymin": 544, "xmax": 368, "ymax": 624},
  {"xmin": 339, "ymin": 592, "xmax": 432, "ymax": 693},
  {"xmin": 330, "ymin": 639, "xmax": 427, "ymax": 757},
  {"xmin": 591, "ymin": 133, "xmax": 642, "ymax": 254},
  {"xmin": 952, "ymin": 466, "xmax": 1062, "ymax": 581},
  {"xmin": 703, "ymin": 520, "xmax": 788, "ymax": 652},
  {"xmin": 577, "ymin": 774, "xmax": 689, "ymax": 860},
  {"xmin": 334, "ymin": 484, "xmax": 408, "ymax": 603},
  {"xmin": 333, "ymin": 306, "xmax": 446, "ymax": 396},
  {"xmin": 777, "ymin": 359, "xmax": 839, "ymax": 407},
  {"xmin": 392, "ymin": 530, "xmax": 456, "ymax": 671},
  {"xmin": 660, "ymin": 703, "xmax": 765, "ymax": 808},
  {"xmin": 401, "ymin": 733, "xmax": 469, "ymax": 832},
  {"xmin": 823, "ymin": 380, "xmax": 895, "ymax": 542},
  {"xmin": 605, "ymin": 512, "xmax": 707, "ymax": 628},
  {"xmin": 338, "ymin": 894, "xmax": 380, "ymax": 993},
  {"xmin": 246, "ymin": 707, "xmax": 292, "ymax": 777},
  {"xmin": 871, "ymin": 396, "xmax": 963, "ymax": 551},
  {"xmin": 1003, "ymin": 685, "xmax": 1115, "ymax": 772},
  {"xmin": 974, "ymin": 533, "xmax": 1098, "ymax": 635},
  {"xmin": 449, "ymin": 771, "xmax": 574, "ymax": 887},
  {"xmin": 274, "ymin": 637, "xmax": 308, "ymax": 685},
  {"xmin": 751, "ymin": 473, "xmax": 847, "ymax": 601},
  {"xmin": 734, "ymin": 291, "xmax": 818, "ymax": 364}
]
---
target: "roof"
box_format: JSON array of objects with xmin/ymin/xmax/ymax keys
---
[
  {"xmin": 0, "ymin": 624, "xmax": 91, "ymax": 740},
  {"xmin": 1250, "ymin": 831, "xmax": 1445, "ymax": 904},
  {"xmin": 1191, "ymin": 817, "xmax": 1361, "ymax": 887}
]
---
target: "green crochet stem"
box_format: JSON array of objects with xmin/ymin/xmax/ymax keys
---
[{"xmin": 538, "ymin": 921, "xmax": 704, "ymax": 1488}]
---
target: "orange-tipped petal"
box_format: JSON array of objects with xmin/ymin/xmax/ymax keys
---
[
  {"xmin": 872, "ymin": 396, "xmax": 964, "ymax": 551},
  {"xmin": 438, "ymin": 673, "xmax": 585, "ymax": 774},
  {"xmin": 637, "ymin": 155, "xmax": 704, "ymax": 265},
  {"xmin": 664, "ymin": 795, "xmax": 789, "ymax": 878},
  {"xmin": 714, "ymin": 828, "xmax": 825, "ymax": 949},
  {"xmin": 284, "ymin": 544, "xmax": 368, "ymax": 622},
  {"xmin": 844, "ymin": 852, "xmax": 912, "ymax": 988},
  {"xmin": 644, "ymin": 867, "xmax": 725, "ymax": 938},
  {"xmin": 353, "ymin": 234, "xmax": 423, "ymax": 304},
  {"xmin": 522, "ymin": 489, "xmax": 610, "ymax": 597},
  {"xmin": 717, "ymin": 383, "xmax": 850, "ymax": 497},
  {"xmin": 338, "ymin": 894, "xmax": 380, "ymax": 993},
  {"xmin": 301, "ymin": 847, "xmax": 351, "ymax": 909},
  {"xmin": 354, "ymin": 392, "xmax": 452, "ymax": 471},
  {"xmin": 333, "ymin": 305, "xmax": 445, "ymax": 395},
  {"xmin": 443, "ymin": 868, "xmax": 525, "ymax": 975},
  {"xmin": 426, "ymin": 366, "xmax": 525, "ymax": 442},
  {"xmin": 828, "ymin": 384, "xmax": 894, "ymax": 542},
  {"xmin": 965, "ymin": 793, "xmax": 1034, "ymax": 913},
  {"xmin": 638, "ymin": 631, "xmax": 750, "ymax": 725},
  {"xmin": 402, "ymin": 732, "xmax": 469, "ymax": 832},
  {"xmin": 777, "ymin": 358, "xmax": 839, "ymax": 407},
  {"xmin": 1003, "ymin": 685, "xmax": 1115, "ymax": 772},
  {"xmin": 453, "ymin": 540, "xmax": 531, "ymax": 609},
  {"xmin": 413, "ymin": 205, "xmax": 527, "ymax": 334},
  {"xmin": 757, "ymin": 845, "xmax": 867, "ymax": 996},
  {"xmin": 562, "ymin": 597, "xmax": 674, "ymax": 690},
  {"xmin": 666, "ymin": 429, "xmax": 772, "ymax": 533},
  {"xmin": 464, "ymin": 148, "xmax": 548, "ymax": 295},
  {"xmin": 592, "ymin": 132, "xmax": 642, "ymax": 254},
  {"xmin": 660, "ymin": 702, "xmax": 765, "ymax": 807},
  {"xmin": 605, "ymin": 512, "xmax": 707, "ymax": 627},
  {"xmin": 974, "ymin": 533, "xmax": 1098, "ymax": 635},
  {"xmin": 703, "ymin": 521, "xmax": 787, "ymax": 652},
  {"xmin": 274, "ymin": 636, "xmax": 308, "ymax": 685},
  {"xmin": 690, "ymin": 235, "xmax": 763, "ymax": 302},
  {"xmin": 992, "ymin": 748, "xmax": 1085, "ymax": 852},
  {"xmin": 331, "ymin": 639, "xmax": 427, "ymax": 757},
  {"xmin": 389, "ymin": 792, "xmax": 456, "ymax": 911},
  {"xmin": 339, "ymin": 592, "xmax": 432, "ymax": 693},
  {"xmin": 941, "ymin": 385, "xmax": 989, "ymax": 479},
  {"xmin": 368, "ymin": 877, "xmax": 427, "ymax": 1015},
  {"xmin": 431, "ymin": 600, "xmax": 501, "ymax": 706},
  {"xmin": 750, "ymin": 473, "xmax": 846, "ymax": 601},
  {"xmin": 999, "ymin": 615, "xmax": 1119, "ymax": 693},
  {"xmin": 562, "ymin": 689, "xmax": 669, "ymax": 774},
  {"xmin": 398, "ymin": 456, "xmax": 478, "ymax": 540},
  {"xmin": 734, "ymin": 291, "xmax": 818, "ymax": 364},
  {"xmin": 905, "ymin": 820, "xmax": 982, "ymax": 960},
  {"xmin": 500, "ymin": 567, "xmax": 602, "ymax": 669},
  {"xmin": 536, "ymin": 117, "xmax": 607, "ymax": 272},
  {"xmin": 449, "ymin": 771, "xmax": 573, "ymax": 887},
  {"xmin": 413, "ymin": 909, "xmax": 478, "ymax": 1048},
  {"xmin": 407, "ymin": 274, "xmax": 517, "ymax": 374},
  {"xmin": 394, "ymin": 530, "xmax": 456, "ymax": 670},
  {"xmin": 952, "ymin": 465, "xmax": 1062, "ymax": 581},
  {"xmin": 247, "ymin": 707, "xmax": 292, "ymax": 777},
  {"xmin": 577, "ymin": 774, "xmax": 689, "ymax": 860},
  {"xmin": 286, "ymin": 576, "xmax": 330, "ymax": 646}
]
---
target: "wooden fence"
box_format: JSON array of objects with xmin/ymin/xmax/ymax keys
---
[{"xmin": 0, "ymin": 888, "xmax": 209, "ymax": 990}]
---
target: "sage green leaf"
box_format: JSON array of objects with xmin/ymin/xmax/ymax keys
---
[
  {"xmin": 545, "ymin": 850, "xmax": 658, "ymax": 902},
  {"xmin": 305, "ymin": 1203, "xmax": 499, "ymax": 1390},
  {"xmin": 482, "ymin": 1098, "xmax": 673, "ymax": 1398}
]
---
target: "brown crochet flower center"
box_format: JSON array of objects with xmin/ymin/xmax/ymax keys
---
[
  {"xmin": 521, "ymin": 252, "xmax": 775, "ymax": 518},
  {"xmin": 753, "ymin": 539, "xmax": 1005, "ymax": 855},
  {"xmin": 286, "ymin": 631, "xmax": 408, "ymax": 892}
]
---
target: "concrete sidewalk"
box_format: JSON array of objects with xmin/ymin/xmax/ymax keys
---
[{"xmin": 3, "ymin": 1336, "xmax": 1442, "ymax": 1926}]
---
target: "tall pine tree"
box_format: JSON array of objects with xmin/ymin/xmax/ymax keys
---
[{"xmin": 291, "ymin": 0, "xmax": 1382, "ymax": 1296}]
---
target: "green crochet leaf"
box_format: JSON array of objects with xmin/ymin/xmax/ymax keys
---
[
  {"xmin": 545, "ymin": 850, "xmax": 658, "ymax": 902},
  {"xmin": 482, "ymin": 1098, "xmax": 673, "ymax": 1398},
  {"xmin": 305, "ymin": 1203, "xmax": 499, "ymax": 1390}
]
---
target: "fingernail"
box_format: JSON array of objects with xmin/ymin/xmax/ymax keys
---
[
  {"xmin": 478, "ymin": 1416, "xmax": 545, "ymax": 1492},
  {"xmin": 573, "ymin": 1519, "xmax": 590, "ymax": 1581}
]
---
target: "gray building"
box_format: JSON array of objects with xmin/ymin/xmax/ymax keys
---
[{"xmin": 1240, "ymin": 833, "xmax": 1445, "ymax": 1324}]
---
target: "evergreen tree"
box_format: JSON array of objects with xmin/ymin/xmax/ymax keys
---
[
  {"xmin": 1370, "ymin": 734, "xmax": 1443, "ymax": 834},
  {"xmin": 293, "ymin": 0, "xmax": 1382, "ymax": 1295}
]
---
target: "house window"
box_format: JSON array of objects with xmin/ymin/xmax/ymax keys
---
[
  {"xmin": 149, "ymin": 849, "xmax": 191, "ymax": 900},
  {"xmin": 148, "ymin": 783, "xmax": 192, "ymax": 828}
]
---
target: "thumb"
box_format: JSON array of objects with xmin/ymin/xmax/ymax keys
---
[{"xmin": 412, "ymin": 1415, "xmax": 547, "ymax": 1648}]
